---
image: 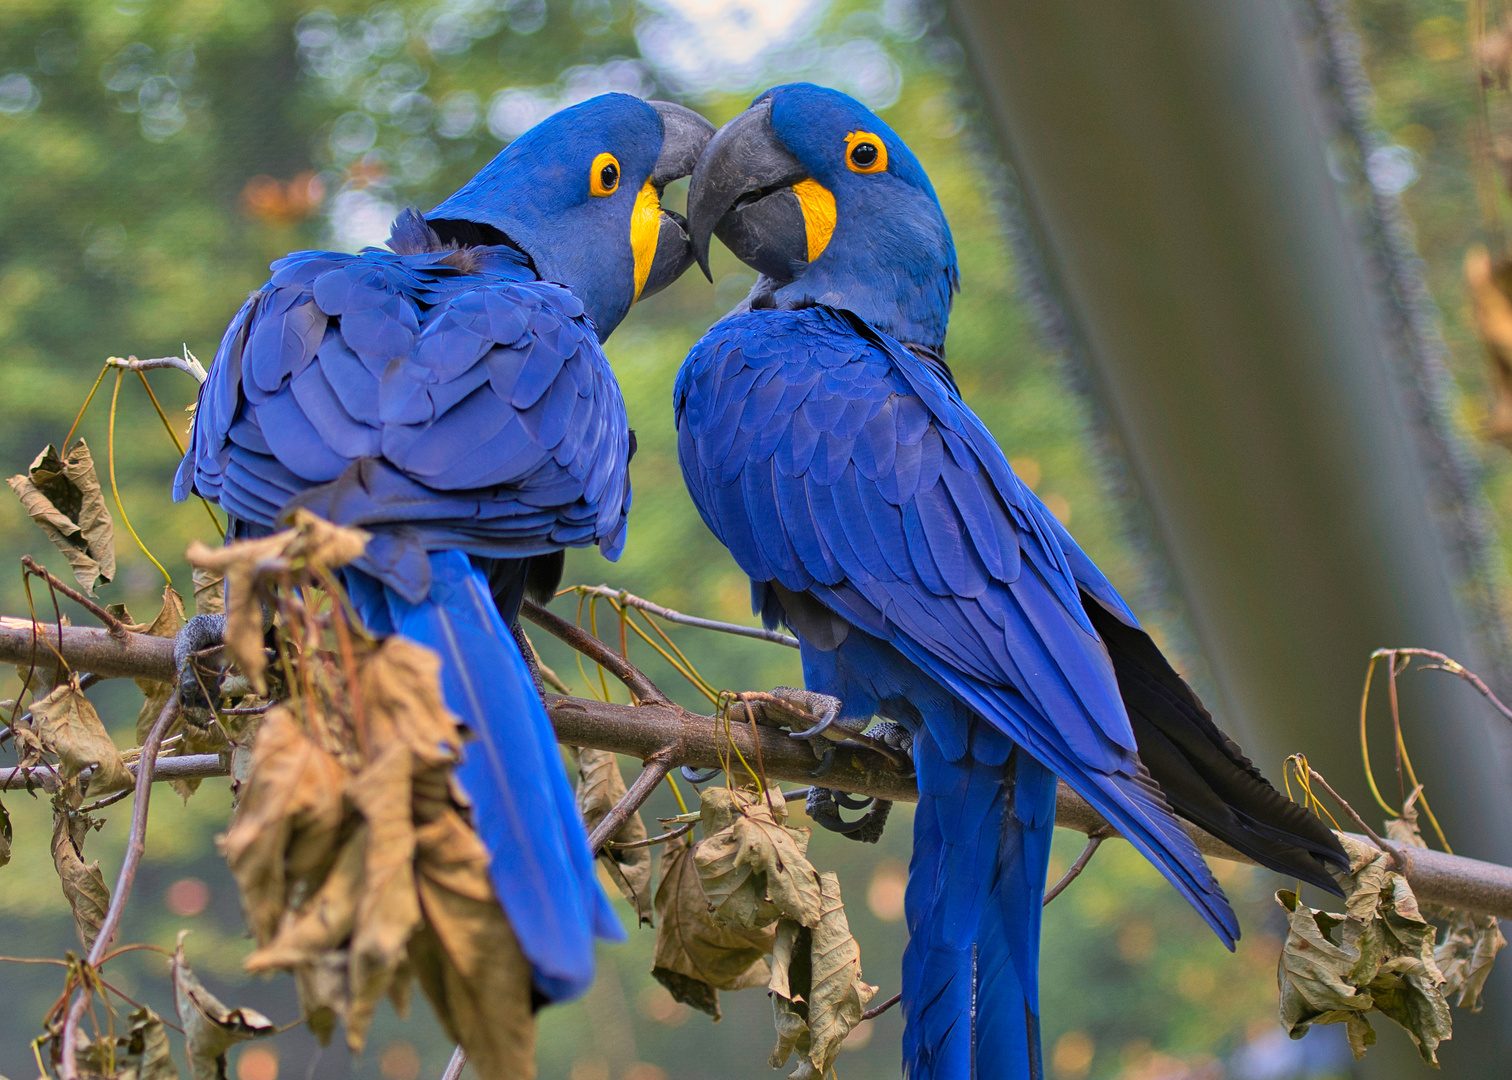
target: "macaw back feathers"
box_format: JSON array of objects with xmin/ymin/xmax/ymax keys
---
[{"xmin": 177, "ymin": 225, "xmax": 633, "ymax": 603}]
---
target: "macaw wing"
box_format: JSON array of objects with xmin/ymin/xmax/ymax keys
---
[
  {"xmin": 676, "ymin": 306, "xmax": 1237, "ymax": 943},
  {"xmin": 176, "ymin": 244, "xmax": 632, "ymax": 589}
]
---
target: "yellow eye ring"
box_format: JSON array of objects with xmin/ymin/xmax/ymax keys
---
[
  {"xmin": 845, "ymin": 131, "xmax": 887, "ymax": 174},
  {"xmin": 590, "ymin": 152, "xmax": 621, "ymax": 196}
]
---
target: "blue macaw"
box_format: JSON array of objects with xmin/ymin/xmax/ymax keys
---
[
  {"xmin": 676, "ymin": 84, "xmax": 1346, "ymax": 1079},
  {"xmin": 174, "ymin": 93, "xmax": 713, "ymax": 1004}
]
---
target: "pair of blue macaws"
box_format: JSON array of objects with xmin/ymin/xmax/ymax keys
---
[{"xmin": 177, "ymin": 85, "xmax": 1345, "ymax": 1078}]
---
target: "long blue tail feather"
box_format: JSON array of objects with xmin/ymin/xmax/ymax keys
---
[
  {"xmin": 345, "ymin": 550, "xmax": 623, "ymax": 1003},
  {"xmin": 903, "ymin": 727, "xmax": 1058, "ymax": 1080}
]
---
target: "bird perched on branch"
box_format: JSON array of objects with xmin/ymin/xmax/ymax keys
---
[
  {"xmin": 676, "ymin": 83, "xmax": 1346, "ymax": 1079},
  {"xmin": 174, "ymin": 94, "xmax": 712, "ymax": 1006}
]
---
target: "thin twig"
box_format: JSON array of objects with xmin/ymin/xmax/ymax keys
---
[
  {"xmin": 606, "ymin": 820, "xmax": 696, "ymax": 851},
  {"xmin": 59, "ymin": 696, "xmax": 180, "ymax": 1079},
  {"xmin": 20, "ymin": 558, "xmax": 127, "ymax": 641},
  {"xmin": 1307, "ymin": 766, "xmax": 1401, "ymax": 869},
  {"xmin": 440, "ymin": 1046, "xmax": 467, "ymax": 1080},
  {"xmin": 521, "ymin": 600, "xmax": 670, "ymax": 705},
  {"xmin": 1375, "ymin": 646, "xmax": 1512, "ymax": 723},
  {"xmin": 1044, "ymin": 830, "xmax": 1112, "ymax": 906},
  {"xmin": 105, "ymin": 353, "xmax": 207, "ymax": 384},
  {"xmin": 571, "ymin": 584, "xmax": 800, "ymax": 648},
  {"xmin": 862, "ymin": 992, "xmax": 902, "ymax": 1020},
  {"xmin": 587, "ymin": 747, "xmax": 681, "ymax": 855}
]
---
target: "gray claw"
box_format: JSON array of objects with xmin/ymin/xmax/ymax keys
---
[
  {"xmin": 681, "ymin": 766, "xmax": 722, "ymax": 784},
  {"xmin": 806, "ymin": 786, "xmax": 892, "ymax": 843},
  {"xmin": 772, "ymin": 687, "xmax": 844, "ymax": 741},
  {"xmin": 806, "ymin": 743, "xmax": 836, "ymax": 778}
]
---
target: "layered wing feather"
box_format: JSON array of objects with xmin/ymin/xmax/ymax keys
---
[
  {"xmin": 175, "ymin": 243, "xmax": 632, "ymax": 599},
  {"xmin": 676, "ymin": 306, "xmax": 1238, "ymax": 944}
]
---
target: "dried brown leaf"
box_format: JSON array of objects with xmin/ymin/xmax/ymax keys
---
[
  {"xmin": 75, "ymin": 1006, "xmax": 178, "ymax": 1080},
  {"xmin": 695, "ymin": 786, "xmax": 822, "ymax": 930},
  {"xmin": 651, "ymin": 836, "xmax": 774, "ymax": 1019},
  {"xmin": 576, "ymin": 748, "xmax": 652, "ymax": 926},
  {"xmin": 127, "ymin": 589, "xmax": 188, "ymax": 793},
  {"xmin": 33, "ymin": 676, "xmax": 132, "ymax": 795},
  {"xmin": 346, "ymin": 743, "xmax": 422, "ymax": 1051},
  {"xmin": 244, "ymin": 826, "xmax": 364, "ymax": 972},
  {"xmin": 293, "ymin": 951, "xmax": 349, "ymax": 1047},
  {"xmin": 172, "ymin": 934, "xmax": 275, "ymax": 1080},
  {"xmin": 220, "ymin": 707, "xmax": 347, "ymax": 944},
  {"xmin": 7, "ymin": 441, "xmax": 115, "ymax": 595},
  {"xmin": 0, "ymin": 798, "xmax": 11, "ymax": 869},
  {"xmin": 1435, "ymin": 910, "xmax": 1506, "ymax": 1013},
  {"xmin": 192, "ymin": 567, "xmax": 224, "ymax": 617},
  {"xmin": 1276, "ymin": 834, "xmax": 1453, "ymax": 1066},
  {"xmin": 51, "ymin": 806, "xmax": 109, "ymax": 952},
  {"xmin": 409, "ymin": 808, "xmax": 535, "ymax": 1080},
  {"xmin": 356, "ymin": 637, "xmax": 461, "ymax": 767},
  {"xmin": 767, "ymin": 872, "xmax": 876, "ymax": 1078}
]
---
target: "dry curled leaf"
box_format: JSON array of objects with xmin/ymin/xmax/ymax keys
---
[
  {"xmin": 409, "ymin": 808, "xmax": 535, "ymax": 1080},
  {"xmin": 356, "ymin": 637, "xmax": 461, "ymax": 767},
  {"xmin": 192, "ymin": 566, "xmax": 224, "ymax": 617},
  {"xmin": 172, "ymin": 934, "xmax": 275, "ymax": 1080},
  {"xmin": 7, "ymin": 441, "xmax": 115, "ymax": 595},
  {"xmin": 345, "ymin": 744, "xmax": 422, "ymax": 1050},
  {"xmin": 220, "ymin": 707, "xmax": 348, "ymax": 943},
  {"xmin": 1277, "ymin": 835, "xmax": 1452, "ymax": 1066},
  {"xmin": 576, "ymin": 748, "xmax": 653, "ymax": 926},
  {"xmin": 767, "ymin": 871, "xmax": 877, "ymax": 1079},
  {"xmin": 651, "ymin": 835, "xmax": 774, "ymax": 1019},
  {"xmin": 0, "ymin": 798, "xmax": 11, "ymax": 869},
  {"xmin": 244, "ymin": 826, "xmax": 365, "ymax": 973},
  {"xmin": 187, "ymin": 510, "xmax": 368, "ymax": 693},
  {"xmin": 695, "ymin": 786, "xmax": 822, "ymax": 931},
  {"xmin": 51, "ymin": 806, "xmax": 109, "ymax": 952},
  {"xmin": 128, "ymin": 585, "xmax": 186, "ymax": 745},
  {"xmin": 33, "ymin": 676, "xmax": 132, "ymax": 795},
  {"xmin": 75, "ymin": 1006, "xmax": 177, "ymax": 1080},
  {"xmin": 1434, "ymin": 910, "xmax": 1506, "ymax": 1014}
]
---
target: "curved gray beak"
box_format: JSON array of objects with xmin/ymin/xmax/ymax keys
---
[
  {"xmin": 639, "ymin": 101, "xmax": 715, "ymax": 300},
  {"xmin": 686, "ymin": 99, "xmax": 811, "ymax": 284}
]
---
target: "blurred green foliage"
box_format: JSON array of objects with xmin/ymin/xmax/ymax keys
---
[{"xmin": 0, "ymin": 0, "xmax": 1491, "ymax": 1078}]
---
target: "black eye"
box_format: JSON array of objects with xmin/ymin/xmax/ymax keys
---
[
  {"xmin": 850, "ymin": 141, "xmax": 878, "ymax": 168},
  {"xmin": 600, "ymin": 161, "xmax": 619, "ymax": 189}
]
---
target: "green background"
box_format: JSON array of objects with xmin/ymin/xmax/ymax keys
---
[{"xmin": 0, "ymin": 1, "xmax": 1496, "ymax": 1078}]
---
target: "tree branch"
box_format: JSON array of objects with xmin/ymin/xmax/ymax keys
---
[
  {"xmin": 5, "ymin": 618, "xmax": 1512, "ymax": 920},
  {"xmin": 587, "ymin": 747, "xmax": 679, "ymax": 855},
  {"xmin": 20, "ymin": 557, "xmax": 128, "ymax": 641},
  {"xmin": 520, "ymin": 600, "xmax": 669, "ymax": 705},
  {"xmin": 570, "ymin": 584, "xmax": 800, "ymax": 648}
]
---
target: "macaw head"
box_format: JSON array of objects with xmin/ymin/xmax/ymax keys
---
[
  {"xmin": 427, "ymin": 93, "xmax": 713, "ymax": 340},
  {"xmin": 687, "ymin": 83, "xmax": 959, "ymax": 349}
]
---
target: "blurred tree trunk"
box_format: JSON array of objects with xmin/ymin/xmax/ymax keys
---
[{"xmin": 945, "ymin": 0, "xmax": 1512, "ymax": 1074}]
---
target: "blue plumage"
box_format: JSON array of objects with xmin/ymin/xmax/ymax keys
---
[
  {"xmin": 679, "ymin": 84, "xmax": 1256, "ymax": 1078},
  {"xmin": 177, "ymin": 93, "xmax": 713, "ymax": 1005}
]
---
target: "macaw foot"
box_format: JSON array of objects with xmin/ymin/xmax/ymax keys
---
[
  {"xmin": 806, "ymin": 786, "xmax": 892, "ymax": 843},
  {"xmin": 770, "ymin": 687, "xmax": 844, "ymax": 741},
  {"xmin": 867, "ymin": 721, "xmax": 914, "ymax": 756},
  {"xmin": 173, "ymin": 613, "xmax": 228, "ymax": 728}
]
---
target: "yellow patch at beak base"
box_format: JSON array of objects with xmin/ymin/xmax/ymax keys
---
[
  {"xmin": 792, "ymin": 179, "xmax": 836, "ymax": 264},
  {"xmin": 630, "ymin": 179, "xmax": 661, "ymax": 302}
]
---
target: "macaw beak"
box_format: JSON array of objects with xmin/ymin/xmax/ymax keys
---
[
  {"xmin": 638, "ymin": 101, "xmax": 716, "ymax": 300},
  {"xmin": 687, "ymin": 99, "xmax": 816, "ymax": 284}
]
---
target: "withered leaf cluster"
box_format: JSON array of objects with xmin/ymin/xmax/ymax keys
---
[
  {"xmin": 6, "ymin": 442, "xmax": 115, "ymax": 595},
  {"xmin": 653, "ymin": 786, "xmax": 875, "ymax": 1077},
  {"xmin": 204, "ymin": 518, "xmax": 536, "ymax": 1078},
  {"xmin": 1277, "ymin": 834, "xmax": 1463, "ymax": 1065}
]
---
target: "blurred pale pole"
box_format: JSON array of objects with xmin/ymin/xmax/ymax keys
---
[{"xmin": 944, "ymin": 0, "xmax": 1512, "ymax": 1073}]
